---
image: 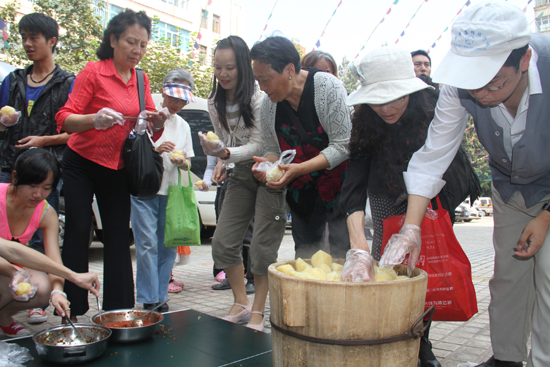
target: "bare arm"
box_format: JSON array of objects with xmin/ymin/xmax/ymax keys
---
[
  {"xmin": 15, "ymin": 132, "xmax": 70, "ymax": 149},
  {"xmin": 347, "ymin": 211, "xmax": 370, "ymax": 252},
  {"xmin": 62, "ymin": 114, "xmax": 96, "ymax": 133},
  {"xmin": 403, "ymin": 194, "xmax": 431, "ymax": 227}
]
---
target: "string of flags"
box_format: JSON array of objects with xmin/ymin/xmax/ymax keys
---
[
  {"xmin": 191, "ymin": 0, "xmax": 213, "ymax": 60},
  {"xmin": 395, "ymin": 0, "xmax": 429, "ymax": 45},
  {"xmin": 531, "ymin": 0, "xmax": 550, "ymax": 25},
  {"xmin": 426, "ymin": 0, "xmax": 470, "ymax": 54},
  {"xmin": 355, "ymin": 0, "xmax": 400, "ymax": 59},
  {"xmin": 312, "ymin": 0, "xmax": 343, "ymax": 51},
  {"xmin": 0, "ymin": 18, "xmax": 9, "ymax": 50},
  {"xmin": 258, "ymin": 0, "xmax": 279, "ymax": 42}
]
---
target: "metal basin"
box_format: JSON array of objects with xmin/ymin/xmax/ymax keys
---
[
  {"xmin": 90, "ymin": 309, "xmax": 163, "ymax": 343},
  {"xmin": 32, "ymin": 323, "xmax": 111, "ymax": 364}
]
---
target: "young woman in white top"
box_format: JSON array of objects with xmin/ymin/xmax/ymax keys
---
[{"xmin": 200, "ymin": 36, "xmax": 286, "ymax": 332}]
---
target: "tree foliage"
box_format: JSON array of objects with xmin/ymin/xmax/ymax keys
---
[
  {"xmin": 0, "ymin": 1, "xmax": 215, "ymax": 98},
  {"xmin": 461, "ymin": 116, "xmax": 492, "ymax": 196},
  {"xmin": 338, "ymin": 56, "xmax": 359, "ymax": 94}
]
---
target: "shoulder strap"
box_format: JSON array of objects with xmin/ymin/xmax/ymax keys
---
[
  {"xmin": 281, "ymin": 102, "xmax": 325, "ymax": 151},
  {"xmin": 136, "ymin": 68, "xmax": 145, "ymax": 112}
]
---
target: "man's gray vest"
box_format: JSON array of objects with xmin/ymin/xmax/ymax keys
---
[{"xmin": 458, "ymin": 33, "xmax": 550, "ymax": 207}]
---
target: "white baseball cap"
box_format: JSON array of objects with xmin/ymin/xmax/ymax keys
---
[
  {"xmin": 346, "ymin": 46, "xmax": 433, "ymax": 106},
  {"xmin": 432, "ymin": 1, "xmax": 531, "ymax": 90}
]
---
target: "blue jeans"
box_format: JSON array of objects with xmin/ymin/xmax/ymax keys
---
[{"xmin": 130, "ymin": 195, "xmax": 177, "ymax": 304}]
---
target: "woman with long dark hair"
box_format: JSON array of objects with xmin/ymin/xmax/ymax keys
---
[{"xmin": 200, "ymin": 36, "xmax": 286, "ymax": 332}]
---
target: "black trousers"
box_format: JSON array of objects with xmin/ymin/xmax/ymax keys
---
[{"xmin": 62, "ymin": 148, "xmax": 134, "ymax": 315}]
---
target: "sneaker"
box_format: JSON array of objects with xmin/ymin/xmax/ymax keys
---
[
  {"xmin": 28, "ymin": 308, "xmax": 48, "ymax": 324},
  {"xmin": 0, "ymin": 322, "xmax": 30, "ymax": 337}
]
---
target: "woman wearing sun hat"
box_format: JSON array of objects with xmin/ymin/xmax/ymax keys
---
[
  {"xmin": 340, "ymin": 46, "xmax": 481, "ymax": 367},
  {"xmin": 130, "ymin": 68, "xmax": 195, "ymax": 312}
]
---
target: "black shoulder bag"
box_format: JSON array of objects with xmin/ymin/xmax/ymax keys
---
[{"xmin": 123, "ymin": 68, "xmax": 164, "ymax": 198}]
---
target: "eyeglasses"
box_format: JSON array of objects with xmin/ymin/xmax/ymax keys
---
[
  {"xmin": 472, "ymin": 72, "xmax": 514, "ymax": 96},
  {"xmin": 168, "ymin": 96, "xmax": 189, "ymax": 106},
  {"xmin": 370, "ymin": 97, "xmax": 406, "ymax": 109}
]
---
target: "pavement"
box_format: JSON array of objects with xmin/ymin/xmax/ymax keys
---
[{"xmin": 2, "ymin": 216, "xmax": 530, "ymax": 366}]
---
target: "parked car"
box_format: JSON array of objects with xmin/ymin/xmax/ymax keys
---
[
  {"xmin": 455, "ymin": 202, "xmax": 483, "ymax": 223},
  {"xmin": 474, "ymin": 197, "xmax": 493, "ymax": 216}
]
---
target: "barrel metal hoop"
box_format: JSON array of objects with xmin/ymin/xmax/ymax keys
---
[{"xmin": 270, "ymin": 306, "xmax": 435, "ymax": 347}]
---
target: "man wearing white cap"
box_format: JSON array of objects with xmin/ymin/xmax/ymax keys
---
[{"xmin": 380, "ymin": 1, "xmax": 550, "ymax": 366}]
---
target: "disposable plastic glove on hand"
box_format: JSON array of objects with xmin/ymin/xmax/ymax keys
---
[
  {"xmin": 379, "ymin": 224, "xmax": 421, "ymax": 276},
  {"xmin": 198, "ymin": 131, "xmax": 225, "ymax": 155},
  {"xmin": 341, "ymin": 249, "xmax": 376, "ymax": 282},
  {"xmin": 93, "ymin": 108, "xmax": 124, "ymax": 130},
  {"xmin": 9, "ymin": 269, "xmax": 38, "ymax": 302},
  {"xmin": 0, "ymin": 106, "xmax": 21, "ymax": 127}
]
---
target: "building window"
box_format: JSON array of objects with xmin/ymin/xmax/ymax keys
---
[
  {"xmin": 536, "ymin": 0, "xmax": 550, "ymax": 7},
  {"xmin": 161, "ymin": 0, "xmax": 188, "ymax": 7},
  {"xmin": 201, "ymin": 10, "xmax": 208, "ymax": 29},
  {"xmin": 153, "ymin": 21, "xmax": 191, "ymax": 50},
  {"xmin": 93, "ymin": 1, "xmax": 123, "ymax": 25},
  {"xmin": 212, "ymin": 15, "xmax": 220, "ymax": 34},
  {"xmin": 199, "ymin": 45, "xmax": 207, "ymax": 65},
  {"xmin": 537, "ymin": 15, "xmax": 550, "ymax": 31}
]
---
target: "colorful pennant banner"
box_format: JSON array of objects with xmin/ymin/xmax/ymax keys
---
[
  {"xmin": 190, "ymin": 0, "xmax": 214, "ymax": 62},
  {"xmin": 258, "ymin": 0, "xmax": 279, "ymax": 42},
  {"xmin": 395, "ymin": 0, "xmax": 428, "ymax": 44},
  {"xmin": 355, "ymin": 0, "xmax": 400, "ymax": 59},
  {"xmin": 312, "ymin": 0, "xmax": 343, "ymax": 50},
  {"xmin": 426, "ymin": 0, "xmax": 470, "ymax": 54}
]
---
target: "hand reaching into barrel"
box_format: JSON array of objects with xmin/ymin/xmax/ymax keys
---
[
  {"xmin": 341, "ymin": 249, "xmax": 376, "ymax": 282},
  {"xmin": 379, "ymin": 224, "xmax": 421, "ymax": 276}
]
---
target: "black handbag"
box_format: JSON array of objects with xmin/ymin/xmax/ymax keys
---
[{"xmin": 123, "ymin": 68, "xmax": 163, "ymax": 198}]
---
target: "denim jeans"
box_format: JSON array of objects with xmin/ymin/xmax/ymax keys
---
[{"xmin": 130, "ymin": 195, "xmax": 177, "ymax": 304}]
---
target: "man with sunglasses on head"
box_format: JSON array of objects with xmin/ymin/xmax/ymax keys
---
[{"xmin": 380, "ymin": 2, "xmax": 550, "ymax": 367}]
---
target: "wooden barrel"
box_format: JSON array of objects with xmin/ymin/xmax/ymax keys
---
[{"xmin": 268, "ymin": 261, "xmax": 428, "ymax": 367}]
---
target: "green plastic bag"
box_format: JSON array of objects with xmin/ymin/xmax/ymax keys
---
[{"xmin": 164, "ymin": 170, "xmax": 201, "ymax": 247}]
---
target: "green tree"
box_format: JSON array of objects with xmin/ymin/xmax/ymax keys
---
[
  {"xmin": 338, "ymin": 56, "xmax": 359, "ymax": 94},
  {"xmin": 461, "ymin": 116, "xmax": 492, "ymax": 196},
  {"xmin": 0, "ymin": 0, "xmax": 103, "ymax": 73}
]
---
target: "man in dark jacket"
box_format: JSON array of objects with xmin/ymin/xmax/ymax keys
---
[{"xmin": 0, "ymin": 13, "xmax": 74, "ymax": 326}]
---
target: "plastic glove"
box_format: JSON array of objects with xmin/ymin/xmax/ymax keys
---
[
  {"xmin": 94, "ymin": 108, "xmax": 124, "ymax": 130},
  {"xmin": 341, "ymin": 249, "xmax": 376, "ymax": 282},
  {"xmin": 198, "ymin": 181, "xmax": 210, "ymax": 191},
  {"xmin": 0, "ymin": 107, "xmax": 21, "ymax": 127},
  {"xmin": 9, "ymin": 269, "xmax": 38, "ymax": 302},
  {"xmin": 198, "ymin": 131, "xmax": 225, "ymax": 155},
  {"xmin": 379, "ymin": 224, "xmax": 421, "ymax": 276},
  {"xmin": 255, "ymin": 149, "xmax": 297, "ymax": 182},
  {"xmin": 0, "ymin": 340, "xmax": 34, "ymax": 367}
]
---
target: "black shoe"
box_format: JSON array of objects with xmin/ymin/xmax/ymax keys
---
[
  {"xmin": 475, "ymin": 356, "xmax": 522, "ymax": 367},
  {"xmin": 143, "ymin": 302, "xmax": 169, "ymax": 313},
  {"xmin": 211, "ymin": 278, "xmax": 231, "ymax": 290},
  {"xmin": 158, "ymin": 302, "xmax": 169, "ymax": 313},
  {"xmin": 245, "ymin": 282, "xmax": 255, "ymax": 294},
  {"xmin": 419, "ymin": 337, "xmax": 441, "ymax": 367}
]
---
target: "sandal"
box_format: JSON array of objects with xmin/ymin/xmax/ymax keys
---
[
  {"xmin": 246, "ymin": 311, "xmax": 266, "ymax": 332},
  {"xmin": 168, "ymin": 282, "xmax": 182, "ymax": 293},
  {"xmin": 222, "ymin": 302, "xmax": 252, "ymax": 323}
]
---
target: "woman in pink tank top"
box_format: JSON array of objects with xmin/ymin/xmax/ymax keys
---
[{"xmin": 0, "ymin": 148, "xmax": 69, "ymax": 338}]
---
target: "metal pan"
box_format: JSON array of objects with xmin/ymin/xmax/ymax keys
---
[
  {"xmin": 90, "ymin": 308, "xmax": 163, "ymax": 343},
  {"xmin": 32, "ymin": 323, "xmax": 111, "ymax": 364}
]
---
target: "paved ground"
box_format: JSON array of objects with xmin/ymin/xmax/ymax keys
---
[{"xmin": 3, "ymin": 216, "xmax": 530, "ymax": 366}]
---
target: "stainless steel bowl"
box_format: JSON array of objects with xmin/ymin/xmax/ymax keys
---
[
  {"xmin": 90, "ymin": 308, "xmax": 164, "ymax": 343},
  {"xmin": 32, "ymin": 323, "xmax": 111, "ymax": 364}
]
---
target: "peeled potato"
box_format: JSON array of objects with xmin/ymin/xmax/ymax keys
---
[
  {"xmin": 1, "ymin": 106, "xmax": 15, "ymax": 118},
  {"xmin": 316, "ymin": 263, "xmax": 332, "ymax": 274},
  {"xmin": 206, "ymin": 131, "xmax": 219, "ymax": 140},
  {"xmin": 305, "ymin": 267, "xmax": 327, "ymax": 281},
  {"xmin": 295, "ymin": 258, "xmax": 311, "ymax": 272},
  {"xmin": 266, "ymin": 165, "xmax": 284, "ymax": 182},
  {"xmin": 195, "ymin": 180, "xmax": 203, "ymax": 187},
  {"xmin": 326, "ymin": 271, "xmax": 341, "ymax": 282},
  {"xmin": 277, "ymin": 264, "xmax": 295, "ymax": 275},
  {"xmin": 331, "ymin": 263, "xmax": 343, "ymax": 272},
  {"xmin": 311, "ymin": 250, "xmax": 332, "ymax": 268},
  {"xmin": 16, "ymin": 282, "xmax": 32, "ymax": 295}
]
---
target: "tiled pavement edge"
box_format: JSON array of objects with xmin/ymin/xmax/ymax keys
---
[{"xmin": 3, "ymin": 217, "xmax": 529, "ymax": 366}]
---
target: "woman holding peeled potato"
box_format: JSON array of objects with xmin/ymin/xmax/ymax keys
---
[
  {"xmin": 200, "ymin": 36, "xmax": 286, "ymax": 332},
  {"xmin": 130, "ymin": 68, "xmax": 195, "ymax": 312}
]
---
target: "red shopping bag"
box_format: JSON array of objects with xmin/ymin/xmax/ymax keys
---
[{"xmin": 381, "ymin": 197, "xmax": 478, "ymax": 321}]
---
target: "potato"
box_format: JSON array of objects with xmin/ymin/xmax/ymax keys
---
[
  {"xmin": 326, "ymin": 271, "xmax": 341, "ymax": 282},
  {"xmin": 375, "ymin": 273, "xmax": 395, "ymax": 282},
  {"xmin": 331, "ymin": 263, "xmax": 343, "ymax": 272},
  {"xmin": 1, "ymin": 106, "xmax": 15, "ymax": 118},
  {"xmin": 266, "ymin": 165, "xmax": 284, "ymax": 182},
  {"xmin": 295, "ymin": 258, "xmax": 311, "ymax": 272},
  {"xmin": 16, "ymin": 282, "xmax": 32, "ymax": 295},
  {"xmin": 290, "ymin": 270, "xmax": 317, "ymax": 280},
  {"xmin": 206, "ymin": 131, "xmax": 219, "ymax": 140},
  {"xmin": 195, "ymin": 180, "xmax": 203, "ymax": 186},
  {"xmin": 316, "ymin": 263, "xmax": 332, "ymax": 274},
  {"xmin": 311, "ymin": 250, "xmax": 332, "ymax": 268},
  {"xmin": 277, "ymin": 264, "xmax": 295, "ymax": 275},
  {"xmin": 305, "ymin": 267, "xmax": 326, "ymax": 281}
]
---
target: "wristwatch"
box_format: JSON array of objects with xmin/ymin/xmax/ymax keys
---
[{"xmin": 542, "ymin": 203, "xmax": 550, "ymax": 213}]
